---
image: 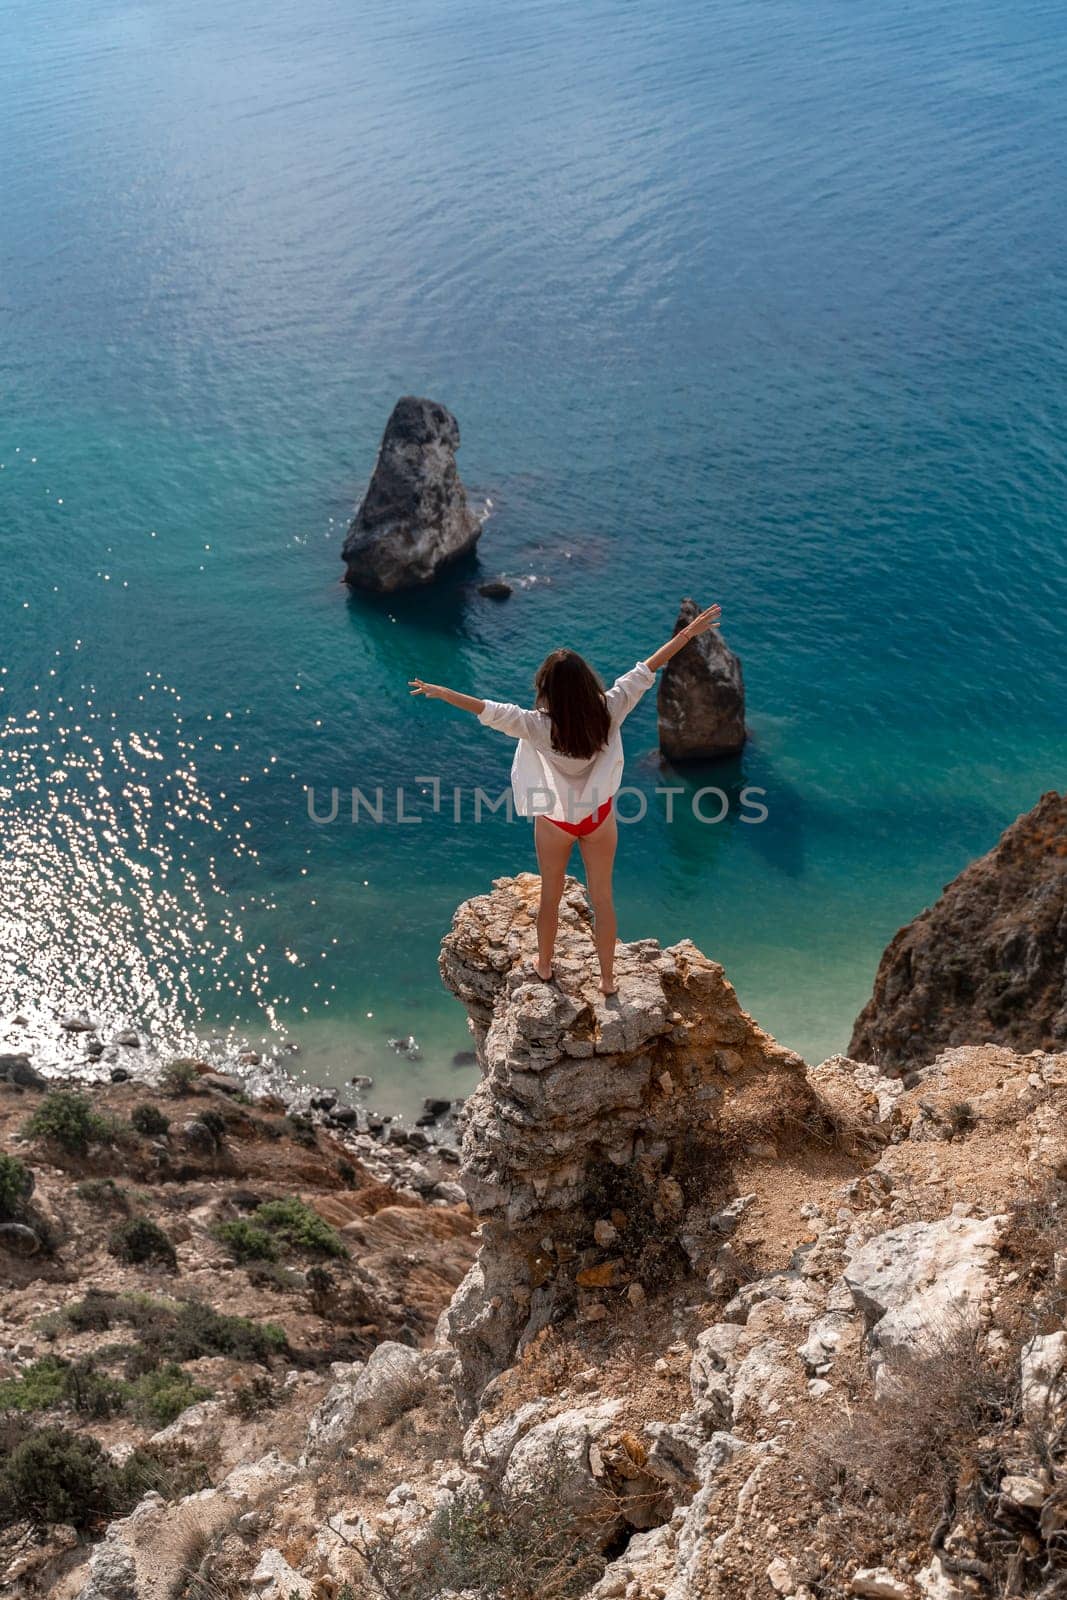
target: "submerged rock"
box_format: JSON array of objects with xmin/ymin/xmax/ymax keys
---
[
  {"xmin": 657, "ymin": 597, "xmax": 746, "ymax": 761},
  {"xmin": 341, "ymin": 396, "xmax": 483, "ymax": 591},
  {"xmin": 850, "ymin": 790, "xmax": 1067, "ymax": 1068},
  {"xmin": 477, "ymin": 577, "xmax": 513, "ymax": 599}
]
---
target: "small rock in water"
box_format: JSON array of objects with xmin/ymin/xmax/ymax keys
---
[
  {"xmin": 60, "ymin": 1014, "xmax": 94, "ymax": 1033},
  {"xmin": 451, "ymin": 1050, "xmax": 476, "ymax": 1068},
  {"xmin": 478, "ymin": 578, "xmax": 513, "ymax": 600},
  {"xmin": 11, "ymin": 1015, "xmax": 28, "ymax": 1027},
  {"xmin": 387, "ymin": 1035, "xmax": 422, "ymax": 1061},
  {"xmin": 86, "ymin": 1039, "xmax": 105, "ymax": 1060},
  {"xmin": 310, "ymin": 1089, "xmax": 338, "ymax": 1111},
  {"xmin": 238, "ymin": 1050, "xmax": 261, "ymax": 1066},
  {"xmin": 423, "ymin": 1097, "xmax": 452, "ymax": 1118},
  {"xmin": 110, "ymin": 1066, "xmax": 131, "ymax": 1084},
  {"xmin": 350, "ymin": 1074, "xmax": 374, "ymax": 1090},
  {"xmin": 114, "ymin": 1029, "xmax": 140, "ymax": 1048}
]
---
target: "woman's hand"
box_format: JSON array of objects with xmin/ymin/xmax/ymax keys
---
[
  {"xmin": 644, "ymin": 602, "xmax": 723, "ymax": 673},
  {"xmin": 682, "ymin": 603, "xmax": 721, "ymax": 640},
  {"xmin": 409, "ymin": 680, "xmax": 488, "ymax": 715}
]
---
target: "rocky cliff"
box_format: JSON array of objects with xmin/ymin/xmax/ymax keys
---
[
  {"xmin": 438, "ymin": 873, "xmax": 814, "ymax": 1412},
  {"xmin": 851, "ymin": 790, "xmax": 1067, "ymax": 1068},
  {"xmin": 341, "ymin": 396, "xmax": 483, "ymax": 591},
  {"xmin": 11, "ymin": 881, "xmax": 1067, "ymax": 1600}
]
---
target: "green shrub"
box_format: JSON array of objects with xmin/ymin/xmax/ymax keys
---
[
  {"xmin": 62, "ymin": 1288, "xmax": 120, "ymax": 1333},
  {"xmin": 254, "ymin": 1196, "xmax": 347, "ymax": 1258},
  {"xmin": 63, "ymin": 1359, "xmax": 128, "ymax": 1419},
  {"xmin": 0, "ymin": 1356, "xmax": 69, "ymax": 1412},
  {"xmin": 118, "ymin": 1443, "xmax": 211, "ymax": 1503},
  {"xmin": 160, "ymin": 1058, "xmax": 199, "ymax": 1096},
  {"xmin": 53, "ymin": 1292, "xmax": 287, "ymax": 1366},
  {"xmin": 108, "ymin": 1217, "xmax": 178, "ymax": 1270},
  {"xmin": 0, "ymin": 1425, "xmax": 123, "ymax": 1530},
  {"xmin": 22, "ymin": 1091, "xmax": 109, "ymax": 1156},
  {"xmin": 130, "ymin": 1104, "xmax": 171, "ymax": 1138},
  {"xmin": 75, "ymin": 1177, "xmax": 130, "ymax": 1211},
  {"xmin": 212, "ymin": 1219, "xmax": 278, "ymax": 1263},
  {"xmin": 128, "ymin": 1364, "xmax": 210, "ymax": 1428},
  {"xmin": 0, "ymin": 1155, "xmax": 33, "ymax": 1220}
]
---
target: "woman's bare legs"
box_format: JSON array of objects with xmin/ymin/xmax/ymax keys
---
[
  {"xmin": 579, "ymin": 811, "xmax": 619, "ymax": 995},
  {"xmin": 533, "ymin": 816, "xmax": 575, "ymax": 979}
]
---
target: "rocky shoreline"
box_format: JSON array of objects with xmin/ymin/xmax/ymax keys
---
[{"xmin": 2, "ymin": 801, "xmax": 1067, "ymax": 1600}]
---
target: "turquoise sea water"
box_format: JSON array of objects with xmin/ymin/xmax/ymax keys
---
[{"xmin": 2, "ymin": 0, "xmax": 1066, "ymax": 1115}]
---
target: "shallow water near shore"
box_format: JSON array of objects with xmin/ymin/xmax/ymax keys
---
[{"xmin": 2, "ymin": 0, "xmax": 1067, "ymax": 1119}]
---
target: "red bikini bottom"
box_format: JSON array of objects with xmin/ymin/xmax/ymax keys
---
[{"xmin": 546, "ymin": 797, "xmax": 613, "ymax": 838}]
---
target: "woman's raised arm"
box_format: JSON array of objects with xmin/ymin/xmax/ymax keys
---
[
  {"xmin": 409, "ymin": 680, "xmax": 486, "ymax": 715},
  {"xmin": 644, "ymin": 603, "xmax": 721, "ymax": 672}
]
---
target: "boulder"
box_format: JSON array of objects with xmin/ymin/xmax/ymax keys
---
[
  {"xmin": 302, "ymin": 1342, "xmax": 428, "ymax": 1457},
  {"xmin": 850, "ymin": 1570, "xmax": 911, "ymax": 1599},
  {"xmin": 850, "ymin": 791, "xmax": 1067, "ymax": 1068},
  {"xmin": 0, "ymin": 1052, "xmax": 45, "ymax": 1089},
  {"xmin": 657, "ymin": 597, "xmax": 746, "ymax": 761},
  {"xmin": 341, "ymin": 397, "xmax": 483, "ymax": 590},
  {"xmin": 1020, "ymin": 1331, "xmax": 1067, "ymax": 1423},
  {"xmin": 843, "ymin": 1213, "xmax": 1005, "ymax": 1367}
]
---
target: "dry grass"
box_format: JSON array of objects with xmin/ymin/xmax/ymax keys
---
[{"xmin": 798, "ymin": 1183, "xmax": 1067, "ymax": 1599}]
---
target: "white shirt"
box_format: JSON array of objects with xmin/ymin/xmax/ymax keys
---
[{"xmin": 478, "ymin": 662, "xmax": 656, "ymax": 822}]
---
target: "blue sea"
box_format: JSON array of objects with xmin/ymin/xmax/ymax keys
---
[{"xmin": 2, "ymin": 0, "xmax": 1066, "ymax": 1115}]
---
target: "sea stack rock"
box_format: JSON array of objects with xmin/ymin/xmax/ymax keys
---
[
  {"xmin": 850, "ymin": 791, "xmax": 1067, "ymax": 1069},
  {"xmin": 438, "ymin": 872, "xmax": 812, "ymax": 1412},
  {"xmin": 657, "ymin": 597, "xmax": 746, "ymax": 761},
  {"xmin": 341, "ymin": 397, "xmax": 483, "ymax": 591}
]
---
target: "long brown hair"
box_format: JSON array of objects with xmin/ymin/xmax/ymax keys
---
[{"xmin": 534, "ymin": 650, "xmax": 611, "ymax": 760}]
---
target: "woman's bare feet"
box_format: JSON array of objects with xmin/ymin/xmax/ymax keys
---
[
  {"xmin": 598, "ymin": 977, "xmax": 618, "ymax": 997},
  {"xmin": 535, "ymin": 963, "xmax": 555, "ymax": 982}
]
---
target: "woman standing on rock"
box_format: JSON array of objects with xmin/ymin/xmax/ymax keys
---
[{"xmin": 410, "ymin": 603, "xmax": 721, "ymax": 996}]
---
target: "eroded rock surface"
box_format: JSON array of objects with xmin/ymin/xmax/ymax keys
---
[
  {"xmin": 657, "ymin": 597, "xmax": 746, "ymax": 761},
  {"xmin": 341, "ymin": 396, "xmax": 483, "ymax": 590},
  {"xmin": 851, "ymin": 790, "xmax": 1067, "ymax": 1068},
  {"xmin": 439, "ymin": 872, "xmax": 813, "ymax": 1409}
]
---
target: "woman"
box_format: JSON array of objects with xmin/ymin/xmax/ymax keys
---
[{"xmin": 410, "ymin": 601, "xmax": 721, "ymax": 996}]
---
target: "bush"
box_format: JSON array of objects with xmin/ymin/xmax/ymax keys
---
[
  {"xmin": 0, "ymin": 1155, "xmax": 33, "ymax": 1220},
  {"xmin": 375, "ymin": 1461, "xmax": 609, "ymax": 1600},
  {"xmin": 254, "ymin": 1196, "xmax": 347, "ymax": 1258},
  {"xmin": 76, "ymin": 1177, "xmax": 130, "ymax": 1211},
  {"xmin": 63, "ymin": 1359, "xmax": 128, "ymax": 1419},
  {"xmin": 54, "ymin": 1291, "xmax": 287, "ymax": 1366},
  {"xmin": 0, "ymin": 1356, "xmax": 69, "ymax": 1412},
  {"xmin": 22, "ymin": 1091, "xmax": 110, "ymax": 1156},
  {"xmin": 229, "ymin": 1373, "xmax": 277, "ymax": 1418},
  {"xmin": 128, "ymin": 1364, "xmax": 210, "ymax": 1429},
  {"xmin": 130, "ymin": 1104, "xmax": 171, "ymax": 1138},
  {"xmin": 109, "ymin": 1217, "xmax": 178, "ymax": 1270},
  {"xmin": 212, "ymin": 1218, "xmax": 278, "ymax": 1263},
  {"xmin": 160, "ymin": 1058, "xmax": 200, "ymax": 1096},
  {"xmin": 0, "ymin": 1425, "xmax": 123, "ymax": 1530}
]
